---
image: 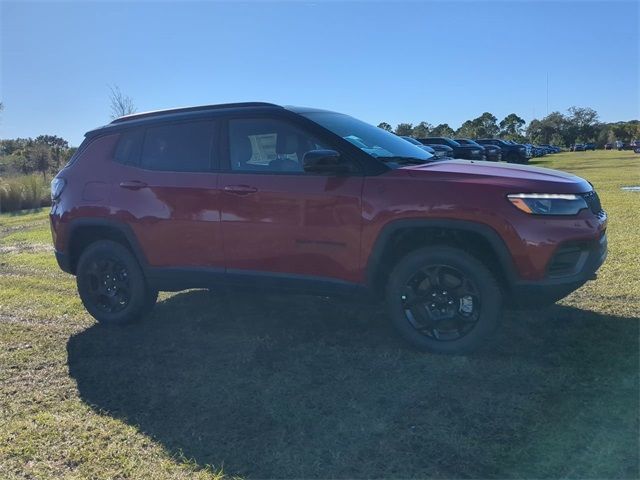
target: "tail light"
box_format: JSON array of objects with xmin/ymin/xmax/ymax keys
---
[{"xmin": 51, "ymin": 177, "xmax": 66, "ymax": 201}]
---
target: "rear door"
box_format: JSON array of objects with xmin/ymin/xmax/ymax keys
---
[{"xmin": 109, "ymin": 119, "xmax": 224, "ymax": 269}]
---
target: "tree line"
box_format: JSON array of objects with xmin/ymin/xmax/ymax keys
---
[
  {"xmin": 0, "ymin": 85, "xmax": 134, "ymax": 179},
  {"xmin": 379, "ymin": 106, "xmax": 639, "ymax": 147},
  {"xmin": 0, "ymin": 136, "xmax": 76, "ymax": 179},
  {"xmin": 1, "ymin": 99, "xmax": 638, "ymax": 181}
]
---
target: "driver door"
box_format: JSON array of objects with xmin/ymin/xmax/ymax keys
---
[{"xmin": 219, "ymin": 117, "xmax": 364, "ymax": 286}]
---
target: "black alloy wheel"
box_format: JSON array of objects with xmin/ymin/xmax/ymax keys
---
[
  {"xmin": 386, "ymin": 246, "xmax": 502, "ymax": 354},
  {"xmin": 76, "ymin": 240, "xmax": 157, "ymax": 325},
  {"xmin": 83, "ymin": 257, "xmax": 132, "ymax": 314},
  {"xmin": 400, "ymin": 264, "xmax": 481, "ymax": 341}
]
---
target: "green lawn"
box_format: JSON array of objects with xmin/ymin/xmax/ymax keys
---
[{"xmin": 1, "ymin": 151, "xmax": 639, "ymax": 479}]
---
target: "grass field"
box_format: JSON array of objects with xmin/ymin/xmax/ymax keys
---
[{"xmin": 1, "ymin": 151, "xmax": 639, "ymax": 479}]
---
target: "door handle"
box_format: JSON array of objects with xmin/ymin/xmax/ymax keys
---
[
  {"xmin": 119, "ymin": 180, "xmax": 148, "ymax": 190},
  {"xmin": 223, "ymin": 185, "xmax": 258, "ymax": 195}
]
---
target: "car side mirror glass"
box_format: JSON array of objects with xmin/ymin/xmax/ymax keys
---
[{"xmin": 302, "ymin": 149, "xmax": 349, "ymax": 174}]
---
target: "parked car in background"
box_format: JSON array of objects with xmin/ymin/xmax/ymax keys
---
[
  {"xmin": 418, "ymin": 137, "xmax": 486, "ymax": 160},
  {"xmin": 455, "ymin": 138, "xmax": 501, "ymax": 161},
  {"xmin": 573, "ymin": 144, "xmax": 586, "ymax": 152},
  {"xmin": 539, "ymin": 145, "xmax": 556, "ymax": 155},
  {"xmin": 476, "ymin": 138, "xmax": 529, "ymax": 164},
  {"xmin": 527, "ymin": 144, "xmax": 545, "ymax": 157},
  {"xmin": 584, "ymin": 143, "xmax": 596, "ymax": 151},
  {"xmin": 539, "ymin": 145, "xmax": 552, "ymax": 155},
  {"xmin": 615, "ymin": 140, "xmax": 624, "ymax": 150},
  {"xmin": 428, "ymin": 144, "xmax": 454, "ymax": 159},
  {"xmin": 604, "ymin": 143, "xmax": 613, "ymax": 150},
  {"xmin": 49, "ymin": 102, "xmax": 608, "ymax": 354},
  {"xmin": 482, "ymin": 143, "xmax": 502, "ymax": 161},
  {"xmin": 540, "ymin": 144, "xmax": 561, "ymax": 153},
  {"xmin": 400, "ymin": 136, "xmax": 438, "ymax": 158}
]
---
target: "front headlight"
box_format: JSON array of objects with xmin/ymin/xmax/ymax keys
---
[
  {"xmin": 471, "ymin": 150, "xmax": 480, "ymax": 154},
  {"xmin": 507, "ymin": 193, "xmax": 588, "ymax": 215}
]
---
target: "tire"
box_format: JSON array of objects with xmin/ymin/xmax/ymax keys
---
[
  {"xmin": 76, "ymin": 240, "xmax": 157, "ymax": 325},
  {"xmin": 385, "ymin": 246, "xmax": 502, "ymax": 354},
  {"xmin": 506, "ymin": 152, "xmax": 520, "ymax": 163}
]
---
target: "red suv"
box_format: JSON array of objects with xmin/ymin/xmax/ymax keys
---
[{"xmin": 50, "ymin": 103, "xmax": 607, "ymax": 353}]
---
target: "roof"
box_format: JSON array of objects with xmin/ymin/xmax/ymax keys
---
[
  {"xmin": 110, "ymin": 102, "xmax": 282, "ymax": 124},
  {"xmin": 283, "ymin": 105, "xmax": 339, "ymax": 115},
  {"xmin": 86, "ymin": 102, "xmax": 342, "ymax": 138}
]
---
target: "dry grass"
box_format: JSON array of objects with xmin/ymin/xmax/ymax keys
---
[
  {"xmin": 0, "ymin": 175, "xmax": 51, "ymax": 213},
  {"xmin": 0, "ymin": 150, "xmax": 638, "ymax": 479}
]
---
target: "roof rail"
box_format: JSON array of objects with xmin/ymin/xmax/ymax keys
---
[{"xmin": 110, "ymin": 102, "xmax": 281, "ymax": 124}]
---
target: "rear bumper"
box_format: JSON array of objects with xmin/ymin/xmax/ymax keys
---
[
  {"xmin": 55, "ymin": 250, "xmax": 73, "ymax": 274},
  {"xmin": 509, "ymin": 232, "xmax": 607, "ymax": 307}
]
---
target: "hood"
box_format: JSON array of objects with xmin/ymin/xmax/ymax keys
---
[{"xmin": 403, "ymin": 159, "xmax": 592, "ymax": 193}]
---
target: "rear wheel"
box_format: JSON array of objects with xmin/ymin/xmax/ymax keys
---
[
  {"xmin": 386, "ymin": 246, "xmax": 502, "ymax": 354},
  {"xmin": 76, "ymin": 240, "xmax": 157, "ymax": 325}
]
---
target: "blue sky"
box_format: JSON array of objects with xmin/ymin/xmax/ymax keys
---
[{"xmin": 1, "ymin": 0, "xmax": 638, "ymax": 146}]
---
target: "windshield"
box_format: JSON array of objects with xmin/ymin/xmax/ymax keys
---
[{"xmin": 301, "ymin": 112, "xmax": 434, "ymax": 163}]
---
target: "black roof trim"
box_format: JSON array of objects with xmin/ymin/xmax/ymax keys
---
[
  {"xmin": 283, "ymin": 105, "xmax": 340, "ymax": 115},
  {"xmin": 110, "ymin": 102, "xmax": 282, "ymax": 124}
]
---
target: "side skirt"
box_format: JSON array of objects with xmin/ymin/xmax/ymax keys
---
[{"xmin": 146, "ymin": 267, "xmax": 372, "ymax": 299}]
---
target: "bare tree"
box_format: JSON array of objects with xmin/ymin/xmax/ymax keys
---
[{"xmin": 109, "ymin": 85, "xmax": 136, "ymax": 119}]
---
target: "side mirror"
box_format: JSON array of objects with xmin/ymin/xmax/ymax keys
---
[{"xmin": 302, "ymin": 149, "xmax": 350, "ymax": 174}]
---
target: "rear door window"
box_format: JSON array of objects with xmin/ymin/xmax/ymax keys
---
[
  {"xmin": 140, "ymin": 120, "xmax": 216, "ymax": 172},
  {"xmin": 113, "ymin": 129, "xmax": 144, "ymax": 165}
]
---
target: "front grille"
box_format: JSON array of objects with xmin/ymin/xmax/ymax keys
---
[{"xmin": 582, "ymin": 190, "xmax": 603, "ymax": 215}]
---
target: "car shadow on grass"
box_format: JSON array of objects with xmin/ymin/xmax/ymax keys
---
[{"xmin": 67, "ymin": 290, "xmax": 639, "ymax": 479}]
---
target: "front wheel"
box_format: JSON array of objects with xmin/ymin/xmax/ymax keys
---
[
  {"xmin": 76, "ymin": 240, "xmax": 157, "ymax": 325},
  {"xmin": 386, "ymin": 246, "xmax": 502, "ymax": 354}
]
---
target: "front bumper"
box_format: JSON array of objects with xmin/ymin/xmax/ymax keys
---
[{"xmin": 509, "ymin": 231, "xmax": 607, "ymax": 307}]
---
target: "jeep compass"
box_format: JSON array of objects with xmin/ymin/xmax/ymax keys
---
[{"xmin": 50, "ymin": 103, "xmax": 607, "ymax": 353}]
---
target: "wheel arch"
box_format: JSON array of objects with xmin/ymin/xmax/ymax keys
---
[
  {"xmin": 366, "ymin": 219, "xmax": 518, "ymax": 296},
  {"xmin": 66, "ymin": 219, "xmax": 148, "ymax": 274}
]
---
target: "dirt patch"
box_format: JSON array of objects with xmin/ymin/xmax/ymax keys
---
[{"xmin": 0, "ymin": 243, "xmax": 53, "ymax": 254}]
